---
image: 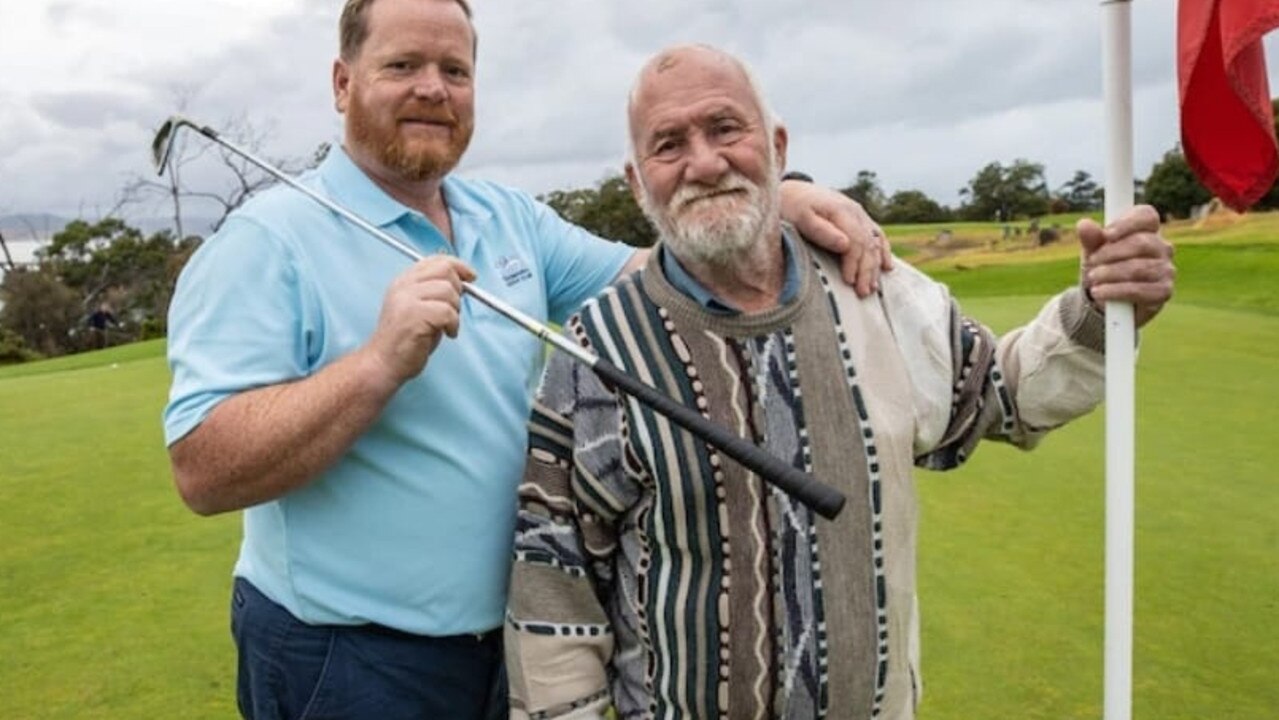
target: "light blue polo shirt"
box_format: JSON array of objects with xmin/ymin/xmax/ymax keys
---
[{"xmin": 164, "ymin": 147, "xmax": 631, "ymax": 635}]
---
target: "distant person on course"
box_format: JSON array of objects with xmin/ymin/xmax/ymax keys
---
[
  {"xmin": 161, "ymin": 1, "xmax": 887, "ymax": 718},
  {"xmin": 503, "ymin": 44, "xmax": 1175, "ymax": 720},
  {"xmin": 87, "ymin": 302, "xmax": 118, "ymax": 349}
]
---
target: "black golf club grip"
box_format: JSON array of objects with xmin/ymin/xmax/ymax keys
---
[{"xmin": 590, "ymin": 358, "xmax": 846, "ymax": 520}]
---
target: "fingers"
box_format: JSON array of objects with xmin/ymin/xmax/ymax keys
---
[
  {"xmin": 818, "ymin": 197, "xmax": 891, "ymax": 296},
  {"xmin": 777, "ymin": 181, "xmax": 891, "ymax": 298},
  {"xmin": 413, "ymin": 255, "xmax": 475, "ymax": 284},
  {"xmin": 1078, "ymin": 205, "xmax": 1163, "ymax": 262},
  {"xmin": 1077, "ymin": 205, "xmax": 1175, "ymax": 328},
  {"xmin": 1085, "ymin": 257, "xmax": 1176, "ymax": 299},
  {"xmin": 848, "ymin": 228, "xmax": 891, "ymax": 297},
  {"xmin": 1099, "ymin": 204, "xmax": 1161, "ymax": 240},
  {"xmin": 399, "ymin": 257, "xmax": 474, "ymax": 334},
  {"xmin": 370, "ymin": 257, "xmax": 476, "ymax": 382},
  {"xmin": 1086, "ymin": 274, "xmax": 1174, "ymax": 328},
  {"xmin": 1076, "ymin": 217, "xmax": 1106, "ymax": 257},
  {"xmin": 826, "ymin": 222, "xmax": 890, "ymax": 297},
  {"xmin": 879, "ymin": 231, "xmax": 895, "ymax": 272},
  {"xmin": 827, "ymin": 217, "xmax": 870, "ymax": 294},
  {"xmin": 795, "ymin": 211, "xmax": 851, "ymax": 258},
  {"xmin": 1083, "ymin": 231, "xmax": 1173, "ymax": 271},
  {"xmin": 787, "ymin": 207, "xmax": 876, "ymax": 296}
]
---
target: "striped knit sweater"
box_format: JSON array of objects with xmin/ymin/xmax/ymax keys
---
[{"xmin": 506, "ymin": 230, "xmax": 1106, "ymax": 720}]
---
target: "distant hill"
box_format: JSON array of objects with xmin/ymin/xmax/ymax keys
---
[{"xmin": 0, "ymin": 214, "xmax": 70, "ymax": 239}]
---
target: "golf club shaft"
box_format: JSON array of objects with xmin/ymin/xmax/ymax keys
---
[{"xmin": 164, "ymin": 120, "xmax": 846, "ymax": 520}]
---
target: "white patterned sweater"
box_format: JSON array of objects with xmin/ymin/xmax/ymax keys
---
[{"xmin": 506, "ymin": 231, "xmax": 1106, "ymax": 720}]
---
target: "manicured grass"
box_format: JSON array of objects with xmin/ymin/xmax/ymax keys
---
[
  {"xmin": 0, "ymin": 349, "xmax": 241, "ymax": 719},
  {"xmin": 0, "ymin": 339, "xmax": 167, "ymax": 381},
  {"xmin": 883, "ymin": 211, "xmax": 1101, "ymax": 240},
  {"xmin": 2, "ymin": 215, "xmax": 1276, "ymax": 717},
  {"xmin": 918, "ymin": 214, "xmax": 1279, "ymax": 317},
  {"xmin": 915, "ymin": 299, "xmax": 1279, "ymax": 719}
]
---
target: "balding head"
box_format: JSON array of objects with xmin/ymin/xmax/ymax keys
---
[{"xmin": 626, "ymin": 45, "xmax": 779, "ymax": 165}]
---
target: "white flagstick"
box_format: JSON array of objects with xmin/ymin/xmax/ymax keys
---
[{"xmin": 1101, "ymin": 1, "xmax": 1135, "ymax": 719}]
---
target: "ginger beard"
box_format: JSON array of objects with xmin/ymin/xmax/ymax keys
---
[
  {"xmin": 346, "ymin": 91, "xmax": 474, "ymax": 182},
  {"xmin": 639, "ymin": 150, "xmax": 780, "ymax": 267}
]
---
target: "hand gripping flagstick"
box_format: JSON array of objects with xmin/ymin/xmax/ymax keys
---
[{"xmin": 152, "ymin": 115, "xmax": 846, "ymax": 520}]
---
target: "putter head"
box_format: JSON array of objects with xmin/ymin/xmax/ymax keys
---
[{"xmin": 151, "ymin": 115, "xmax": 196, "ymax": 176}]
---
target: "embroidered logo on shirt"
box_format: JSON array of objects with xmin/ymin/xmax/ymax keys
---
[{"xmin": 495, "ymin": 255, "xmax": 533, "ymax": 287}]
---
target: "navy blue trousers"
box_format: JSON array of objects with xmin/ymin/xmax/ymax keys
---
[{"xmin": 231, "ymin": 578, "xmax": 507, "ymax": 720}]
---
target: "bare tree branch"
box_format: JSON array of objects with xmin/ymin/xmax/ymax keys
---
[
  {"xmin": 0, "ymin": 229, "xmax": 15, "ymax": 271},
  {"xmin": 116, "ymin": 107, "xmax": 323, "ymax": 237}
]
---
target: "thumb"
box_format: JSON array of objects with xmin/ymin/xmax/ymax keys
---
[
  {"xmin": 447, "ymin": 257, "xmax": 477, "ymax": 283},
  {"xmin": 1075, "ymin": 218, "xmax": 1105, "ymax": 259}
]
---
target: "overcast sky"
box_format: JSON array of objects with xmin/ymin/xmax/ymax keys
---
[{"xmin": 2, "ymin": 0, "xmax": 1278, "ymax": 227}]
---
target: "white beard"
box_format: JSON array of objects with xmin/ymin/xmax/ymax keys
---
[{"xmin": 640, "ymin": 167, "xmax": 780, "ymax": 268}]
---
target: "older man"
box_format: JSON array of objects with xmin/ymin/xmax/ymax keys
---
[
  {"xmin": 163, "ymin": 1, "xmax": 883, "ymax": 718},
  {"xmin": 505, "ymin": 45, "xmax": 1174, "ymax": 719}
]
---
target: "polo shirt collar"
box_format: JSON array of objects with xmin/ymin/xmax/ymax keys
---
[
  {"xmin": 318, "ymin": 146, "xmax": 491, "ymax": 229},
  {"xmin": 319, "ymin": 146, "xmax": 411, "ymax": 228}
]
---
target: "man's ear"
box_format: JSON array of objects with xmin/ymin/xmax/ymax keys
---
[
  {"xmin": 333, "ymin": 58, "xmax": 351, "ymax": 114},
  {"xmin": 773, "ymin": 123, "xmax": 789, "ymax": 173},
  {"xmin": 624, "ymin": 162, "xmax": 646, "ymax": 207}
]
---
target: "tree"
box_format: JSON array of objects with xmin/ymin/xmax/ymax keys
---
[
  {"xmin": 1144, "ymin": 98, "xmax": 1279, "ymax": 214},
  {"xmin": 541, "ymin": 175, "xmax": 656, "ymax": 248},
  {"xmin": 0, "ymin": 268, "xmax": 81, "ymax": 356},
  {"xmin": 881, "ymin": 189, "xmax": 950, "ymax": 224},
  {"xmin": 1055, "ymin": 170, "xmax": 1103, "ymax": 212},
  {"xmin": 958, "ymin": 159, "xmax": 1050, "ymax": 221},
  {"xmin": 0, "ymin": 325, "xmax": 41, "ymax": 364},
  {"xmin": 1143, "ymin": 148, "xmax": 1212, "ymax": 219},
  {"xmin": 0, "ymin": 218, "xmax": 195, "ymax": 357},
  {"xmin": 1254, "ymin": 97, "xmax": 1279, "ymax": 210},
  {"xmin": 840, "ymin": 170, "xmax": 886, "ymax": 221}
]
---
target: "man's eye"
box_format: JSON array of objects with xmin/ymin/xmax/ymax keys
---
[
  {"xmin": 652, "ymin": 139, "xmax": 681, "ymax": 157},
  {"xmin": 712, "ymin": 122, "xmax": 741, "ymax": 137}
]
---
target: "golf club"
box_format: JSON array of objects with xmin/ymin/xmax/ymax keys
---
[{"xmin": 152, "ymin": 115, "xmax": 846, "ymax": 520}]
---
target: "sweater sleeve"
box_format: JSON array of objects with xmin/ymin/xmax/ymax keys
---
[
  {"xmin": 506, "ymin": 324, "xmax": 641, "ymax": 719},
  {"xmin": 877, "ymin": 262, "xmax": 1107, "ymax": 470}
]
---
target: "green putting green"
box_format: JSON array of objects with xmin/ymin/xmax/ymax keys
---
[{"xmin": 1, "ymin": 215, "xmax": 1275, "ymax": 718}]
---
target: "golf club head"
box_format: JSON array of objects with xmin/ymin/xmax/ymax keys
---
[
  {"xmin": 151, "ymin": 117, "xmax": 183, "ymax": 176},
  {"xmin": 151, "ymin": 116, "xmax": 205, "ymax": 176}
]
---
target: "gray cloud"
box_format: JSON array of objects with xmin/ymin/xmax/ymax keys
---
[
  {"xmin": 4, "ymin": 0, "xmax": 1278, "ymax": 219},
  {"xmin": 45, "ymin": 1, "xmax": 117, "ymax": 30},
  {"xmin": 31, "ymin": 90, "xmax": 157, "ymax": 130}
]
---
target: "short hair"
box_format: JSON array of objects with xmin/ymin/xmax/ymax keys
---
[{"xmin": 339, "ymin": 0, "xmax": 476, "ymax": 61}]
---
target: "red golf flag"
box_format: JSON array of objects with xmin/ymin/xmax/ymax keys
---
[{"xmin": 1178, "ymin": 0, "xmax": 1279, "ymax": 211}]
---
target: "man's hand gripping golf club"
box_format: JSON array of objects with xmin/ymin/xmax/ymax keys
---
[{"xmin": 152, "ymin": 115, "xmax": 847, "ymax": 520}]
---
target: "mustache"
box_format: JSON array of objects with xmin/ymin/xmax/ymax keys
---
[
  {"xmin": 671, "ymin": 174, "xmax": 755, "ymax": 212},
  {"xmin": 396, "ymin": 108, "xmax": 459, "ymax": 125}
]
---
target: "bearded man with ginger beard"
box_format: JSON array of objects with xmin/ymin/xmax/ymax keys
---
[
  {"xmin": 162, "ymin": 1, "xmax": 890, "ymax": 718},
  {"xmin": 504, "ymin": 44, "xmax": 1175, "ymax": 719}
]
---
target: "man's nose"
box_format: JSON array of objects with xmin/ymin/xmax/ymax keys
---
[
  {"xmin": 682, "ymin": 134, "xmax": 728, "ymax": 185},
  {"xmin": 412, "ymin": 66, "xmax": 448, "ymax": 102}
]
